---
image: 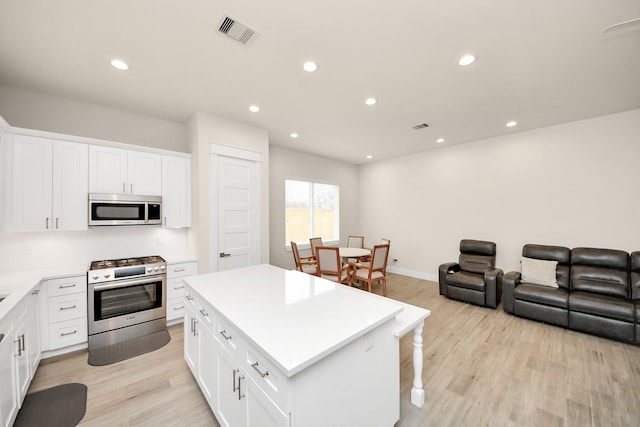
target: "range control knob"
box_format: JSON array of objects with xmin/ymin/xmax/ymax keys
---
[
  {"xmin": 147, "ymin": 267, "xmax": 153, "ymax": 273},
  {"xmin": 92, "ymin": 275, "xmax": 99, "ymax": 280},
  {"xmin": 153, "ymin": 266, "xmax": 160, "ymax": 272},
  {"xmin": 103, "ymin": 273, "xmax": 111, "ymax": 279},
  {"xmin": 160, "ymin": 265, "xmax": 166, "ymax": 271}
]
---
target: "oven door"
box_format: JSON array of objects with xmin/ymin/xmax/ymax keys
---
[
  {"xmin": 88, "ymin": 275, "xmax": 166, "ymax": 335},
  {"xmin": 89, "ymin": 200, "xmax": 147, "ymax": 225}
]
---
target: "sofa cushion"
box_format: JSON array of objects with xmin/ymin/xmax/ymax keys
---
[
  {"xmin": 569, "ymin": 291, "xmax": 635, "ymax": 322},
  {"xmin": 514, "ymin": 284, "xmax": 569, "ymax": 309},
  {"xmin": 571, "ymin": 248, "xmax": 630, "ymax": 299},
  {"xmin": 521, "ymin": 257, "xmax": 558, "ymax": 287},
  {"xmin": 458, "ymin": 240, "xmax": 496, "ymax": 274},
  {"xmin": 446, "ymin": 271, "xmax": 485, "ymax": 291}
]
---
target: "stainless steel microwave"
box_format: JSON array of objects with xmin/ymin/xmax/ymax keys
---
[{"xmin": 89, "ymin": 193, "xmax": 162, "ymax": 226}]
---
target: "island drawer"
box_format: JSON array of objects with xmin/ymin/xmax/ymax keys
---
[
  {"xmin": 245, "ymin": 347, "xmax": 290, "ymax": 412},
  {"xmin": 196, "ymin": 300, "xmax": 214, "ymax": 332},
  {"xmin": 215, "ymin": 315, "xmax": 244, "ymax": 356}
]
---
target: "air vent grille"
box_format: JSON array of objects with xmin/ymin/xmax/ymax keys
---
[
  {"xmin": 217, "ymin": 15, "xmax": 259, "ymax": 46},
  {"xmin": 412, "ymin": 123, "xmax": 430, "ymax": 130}
]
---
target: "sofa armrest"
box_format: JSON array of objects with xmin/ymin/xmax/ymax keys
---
[
  {"xmin": 438, "ymin": 262, "xmax": 459, "ymax": 296},
  {"xmin": 484, "ymin": 268, "xmax": 503, "ymax": 308},
  {"xmin": 502, "ymin": 271, "xmax": 521, "ymax": 313}
]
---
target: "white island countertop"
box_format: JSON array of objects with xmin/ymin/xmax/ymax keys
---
[{"xmin": 184, "ymin": 264, "xmax": 404, "ymax": 377}]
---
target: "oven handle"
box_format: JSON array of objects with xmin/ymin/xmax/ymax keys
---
[{"xmin": 91, "ymin": 275, "xmax": 164, "ymax": 291}]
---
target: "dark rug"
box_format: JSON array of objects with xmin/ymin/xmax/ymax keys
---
[
  {"xmin": 14, "ymin": 383, "xmax": 87, "ymax": 427},
  {"xmin": 88, "ymin": 329, "xmax": 171, "ymax": 366}
]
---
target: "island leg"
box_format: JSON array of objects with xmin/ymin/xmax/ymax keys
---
[{"xmin": 410, "ymin": 322, "xmax": 425, "ymax": 408}]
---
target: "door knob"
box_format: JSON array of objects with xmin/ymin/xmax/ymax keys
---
[{"xmin": 219, "ymin": 252, "xmax": 231, "ymax": 258}]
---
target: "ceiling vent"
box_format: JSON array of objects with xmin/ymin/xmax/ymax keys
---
[
  {"xmin": 217, "ymin": 14, "xmax": 259, "ymax": 47},
  {"xmin": 412, "ymin": 123, "xmax": 430, "ymax": 130}
]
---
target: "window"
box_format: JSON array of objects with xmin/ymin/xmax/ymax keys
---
[{"xmin": 285, "ymin": 179, "xmax": 339, "ymax": 246}]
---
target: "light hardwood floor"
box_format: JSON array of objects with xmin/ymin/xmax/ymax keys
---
[{"xmin": 29, "ymin": 273, "xmax": 640, "ymax": 426}]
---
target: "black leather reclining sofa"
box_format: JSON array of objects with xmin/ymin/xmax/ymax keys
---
[{"xmin": 503, "ymin": 244, "xmax": 640, "ymax": 344}]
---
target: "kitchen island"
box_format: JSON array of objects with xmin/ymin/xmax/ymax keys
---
[{"xmin": 183, "ymin": 264, "xmax": 430, "ymax": 427}]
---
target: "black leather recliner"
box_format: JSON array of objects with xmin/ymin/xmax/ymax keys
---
[{"xmin": 438, "ymin": 239, "xmax": 503, "ymax": 309}]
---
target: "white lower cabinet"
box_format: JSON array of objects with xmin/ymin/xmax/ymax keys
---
[
  {"xmin": 166, "ymin": 261, "xmax": 197, "ymax": 323},
  {"xmin": 0, "ymin": 286, "xmax": 41, "ymax": 427},
  {"xmin": 184, "ymin": 286, "xmax": 289, "ymax": 427},
  {"xmin": 39, "ymin": 275, "xmax": 88, "ymax": 352}
]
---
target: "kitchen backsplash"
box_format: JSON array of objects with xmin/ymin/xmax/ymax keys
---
[{"xmin": 0, "ymin": 226, "xmax": 188, "ymax": 273}]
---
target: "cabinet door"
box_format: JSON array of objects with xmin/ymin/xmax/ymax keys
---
[
  {"xmin": 129, "ymin": 151, "xmax": 161, "ymax": 196},
  {"xmin": 13, "ymin": 309, "xmax": 30, "ymax": 403},
  {"xmin": 217, "ymin": 345, "xmax": 246, "ymax": 427},
  {"xmin": 184, "ymin": 305, "xmax": 198, "ymax": 374},
  {"xmin": 10, "ymin": 135, "xmax": 53, "ymax": 232},
  {"xmin": 89, "ymin": 145, "xmax": 128, "ymax": 194},
  {"xmin": 162, "ymin": 155, "xmax": 191, "ymax": 227},
  {"xmin": 26, "ymin": 289, "xmax": 41, "ymax": 378},
  {"xmin": 52, "ymin": 141, "xmax": 88, "ymax": 231},
  {"xmin": 246, "ymin": 377, "xmax": 289, "ymax": 427},
  {"xmin": 198, "ymin": 322, "xmax": 216, "ymax": 408},
  {"xmin": 0, "ymin": 320, "xmax": 17, "ymax": 427}
]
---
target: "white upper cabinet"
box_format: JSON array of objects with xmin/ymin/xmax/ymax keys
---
[
  {"xmin": 89, "ymin": 146, "xmax": 161, "ymax": 196},
  {"xmin": 4, "ymin": 135, "xmax": 88, "ymax": 232},
  {"xmin": 162, "ymin": 155, "xmax": 191, "ymax": 228}
]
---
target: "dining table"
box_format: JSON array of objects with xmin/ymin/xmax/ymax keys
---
[{"xmin": 338, "ymin": 247, "xmax": 371, "ymax": 264}]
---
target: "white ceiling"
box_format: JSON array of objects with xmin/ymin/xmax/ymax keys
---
[{"xmin": 1, "ymin": 0, "xmax": 639, "ymax": 165}]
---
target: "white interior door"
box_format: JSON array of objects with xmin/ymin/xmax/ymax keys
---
[{"xmin": 211, "ymin": 145, "xmax": 261, "ymax": 272}]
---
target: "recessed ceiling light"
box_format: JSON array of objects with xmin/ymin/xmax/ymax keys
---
[
  {"xmin": 366, "ymin": 155, "xmax": 373, "ymax": 159},
  {"xmin": 249, "ymin": 105, "xmax": 260, "ymax": 113},
  {"xmin": 303, "ymin": 61, "xmax": 317, "ymax": 72},
  {"xmin": 506, "ymin": 121, "xmax": 518, "ymax": 127},
  {"xmin": 365, "ymin": 98, "xmax": 377, "ymax": 106},
  {"xmin": 458, "ymin": 55, "xmax": 476, "ymax": 66},
  {"xmin": 290, "ymin": 133, "xmax": 299, "ymax": 138},
  {"xmin": 436, "ymin": 138, "xmax": 445, "ymax": 143},
  {"xmin": 111, "ymin": 59, "xmax": 129, "ymax": 70}
]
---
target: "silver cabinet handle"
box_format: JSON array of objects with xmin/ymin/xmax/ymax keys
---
[
  {"xmin": 60, "ymin": 330, "xmax": 78, "ymax": 337},
  {"xmin": 59, "ymin": 305, "xmax": 77, "ymax": 311},
  {"xmin": 219, "ymin": 330, "xmax": 232, "ymax": 340},
  {"xmin": 233, "ymin": 369, "xmax": 240, "ymax": 392},
  {"xmin": 130, "ymin": 183, "xmax": 133, "ymax": 193},
  {"xmin": 46, "ymin": 217, "xmax": 49, "ymax": 229},
  {"xmin": 164, "ymin": 217, "xmax": 167, "ymax": 226},
  {"xmin": 174, "ymin": 305, "xmax": 184, "ymax": 310},
  {"xmin": 59, "ymin": 283, "xmax": 77, "ymax": 289},
  {"xmin": 185, "ymin": 294, "xmax": 193, "ymax": 301},
  {"xmin": 199, "ymin": 308, "xmax": 208, "ymax": 317},
  {"xmin": 174, "ymin": 268, "xmax": 186, "ymax": 273},
  {"xmin": 174, "ymin": 285, "xmax": 185, "ymax": 290},
  {"xmin": 237, "ymin": 374, "xmax": 245, "ymax": 400},
  {"xmin": 56, "ymin": 217, "xmax": 59, "ymax": 229},
  {"xmin": 251, "ymin": 361, "xmax": 269, "ymax": 378},
  {"xmin": 123, "ymin": 183, "xmax": 126, "ymax": 193}
]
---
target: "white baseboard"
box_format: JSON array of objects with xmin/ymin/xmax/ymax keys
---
[{"xmin": 386, "ymin": 266, "xmax": 437, "ymax": 282}]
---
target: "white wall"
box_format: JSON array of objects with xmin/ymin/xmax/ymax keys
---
[
  {"xmin": 187, "ymin": 111, "xmax": 270, "ymax": 273},
  {"xmin": 0, "ymin": 84, "xmax": 187, "ymax": 152},
  {"xmin": 357, "ymin": 109, "xmax": 640, "ymax": 280},
  {"xmin": 0, "ymin": 227, "xmax": 188, "ymax": 273},
  {"xmin": 269, "ymin": 146, "xmax": 359, "ymax": 270}
]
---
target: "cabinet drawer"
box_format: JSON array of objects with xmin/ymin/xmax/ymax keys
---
[
  {"xmin": 245, "ymin": 347, "xmax": 290, "ymax": 412},
  {"xmin": 167, "ymin": 262, "xmax": 196, "ymax": 279},
  {"xmin": 47, "ymin": 276, "xmax": 87, "ymax": 297},
  {"xmin": 166, "ymin": 297, "xmax": 186, "ymax": 321},
  {"xmin": 167, "ymin": 277, "xmax": 187, "ymax": 300},
  {"xmin": 49, "ymin": 319, "xmax": 87, "ymax": 350},
  {"xmin": 48, "ymin": 294, "xmax": 87, "ymax": 323},
  {"xmin": 215, "ymin": 315, "xmax": 243, "ymax": 356},
  {"xmin": 197, "ymin": 300, "xmax": 214, "ymax": 333}
]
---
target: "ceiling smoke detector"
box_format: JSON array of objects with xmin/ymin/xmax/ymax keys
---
[
  {"xmin": 412, "ymin": 123, "xmax": 430, "ymax": 130},
  {"xmin": 217, "ymin": 14, "xmax": 259, "ymax": 47}
]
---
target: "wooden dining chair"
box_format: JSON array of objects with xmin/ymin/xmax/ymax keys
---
[
  {"xmin": 291, "ymin": 241, "xmax": 317, "ymax": 276},
  {"xmin": 316, "ymin": 246, "xmax": 351, "ymax": 284},
  {"xmin": 347, "ymin": 235, "xmax": 364, "ymax": 248},
  {"xmin": 360, "ymin": 238, "xmax": 391, "ymax": 264},
  {"xmin": 352, "ymin": 244, "xmax": 390, "ymax": 296},
  {"xmin": 309, "ymin": 237, "xmax": 323, "ymax": 260}
]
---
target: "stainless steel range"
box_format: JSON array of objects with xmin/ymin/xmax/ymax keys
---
[{"xmin": 88, "ymin": 255, "xmax": 167, "ymax": 350}]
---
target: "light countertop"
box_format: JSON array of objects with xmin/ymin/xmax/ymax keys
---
[{"xmin": 184, "ymin": 264, "xmax": 405, "ymax": 377}]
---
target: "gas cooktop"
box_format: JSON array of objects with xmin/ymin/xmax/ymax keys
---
[{"xmin": 89, "ymin": 255, "xmax": 166, "ymax": 271}]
